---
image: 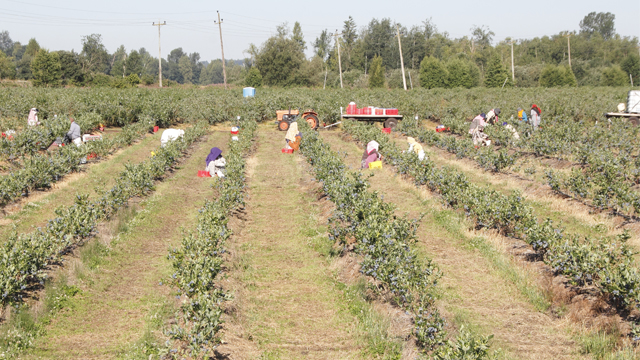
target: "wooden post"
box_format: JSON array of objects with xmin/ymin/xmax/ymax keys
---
[
  {"xmin": 152, "ymin": 21, "xmax": 166, "ymax": 88},
  {"xmin": 216, "ymin": 11, "xmax": 227, "ymax": 89},
  {"xmin": 396, "ymin": 25, "xmax": 407, "ymax": 90}
]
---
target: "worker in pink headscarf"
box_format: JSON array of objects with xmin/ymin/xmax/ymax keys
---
[
  {"xmin": 361, "ymin": 140, "xmax": 382, "ymax": 169},
  {"xmin": 27, "ymin": 108, "xmax": 40, "ymax": 126}
]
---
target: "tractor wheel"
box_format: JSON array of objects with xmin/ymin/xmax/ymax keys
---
[
  {"xmin": 278, "ymin": 120, "xmax": 290, "ymax": 131},
  {"xmin": 629, "ymin": 117, "xmax": 639, "ymax": 126},
  {"xmin": 384, "ymin": 118, "xmax": 399, "ymax": 129},
  {"xmin": 304, "ymin": 114, "xmax": 319, "ymax": 130}
]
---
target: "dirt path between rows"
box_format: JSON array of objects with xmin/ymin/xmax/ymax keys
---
[
  {"xmin": 216, "ymin": 128, "xmax": 361, "ymax": 359},
  {"xmin": 25, "ymin": 131, "xmax": 228, "ymax": 359},
  {"xmin": 0, "ymin": 133, "xmax": 160, "ymax": 241},
  {"xmin": 320, "ymin": 130, "xmax": 584, "ymax": 360}
]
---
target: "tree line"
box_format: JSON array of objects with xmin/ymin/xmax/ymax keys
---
[{"xmin": 0, "ymin": 11, "xmax": 638, "ymax": 88}]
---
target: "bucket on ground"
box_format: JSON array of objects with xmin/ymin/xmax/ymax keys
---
[
  {"xmin": 153, "ymin": 126, "xmax": 159, "ymax": 133},
  {"xmin": 243, "ymin": 87, "xmax": 256, "ymax": 97},
  {"xmin": 382, "ymin": 128, "xmax": 391, "ymax": 134}
]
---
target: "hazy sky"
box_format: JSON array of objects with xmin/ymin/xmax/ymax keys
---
[{"xmin": 1, "ymin": 0, "xmax": 639, "ymax": 61}]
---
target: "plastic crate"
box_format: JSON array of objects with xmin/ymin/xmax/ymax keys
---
[
  {"xmin": 368, "ymin": 160, "xmax": 382, "ymax": 169},
  {"xmin": 385, "ymin": 108, "xmax": 398, "ymax": 115},
  {"xmin": 375, "ymin": 108, "xmax": 384, "ymax": 115},
  {"xmin": 197, "ymin": 170, "xmax": 211, "ymax": 177},
  {"xmin": 382, "ymin": 128, "xmax": 391, "ymax": 134},
  {"xmin": 281, "ymin": 148, "xmax": 294, "ymax": 154},
  {"xmin": 362, "ymin": 107, "xmax": 372, "ymax": 115}
]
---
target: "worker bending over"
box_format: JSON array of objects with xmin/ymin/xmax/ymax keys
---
[
  {"xmin": 66, "ymin": 118, "xmax": 82, "ymax": 147},
  {"xmin": 27, "ymin": 108, "xmax": 40, "ymax": 126},
  {"xmin": 205, "ymin": 147, "xmax": 226, "ymax": 178},
  {"xmin": 361, "ymin": 140, "xmax": 382, "ymax": 169},
  {"xmin": 486, "ymin": 108, "xmax": 501, "ymax": 124},
  {"xmin": 160, "ymin": 129, "xmax": 185, "ymax": 147},
  {"xmin": 284, "ymin": 122, "xmax": 302, "ymax": 151},
  {"xmin": 406, "ymin": 137, "xmax": 426, "ymax": 160},
  {"xmin": 469, "ymin": 113, "xmax": 490, "ymax": 146}
]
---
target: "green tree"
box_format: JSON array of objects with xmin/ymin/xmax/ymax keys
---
[
  {"xmin": 368, "ymin": 55, "xmax": 385, "ymax": 88},
  {"xmin": 484, "ymin": 54, "xmax": 510, "ymax": 88},
  {"xmin": 621, "ymin": 54, "xmax": 640, "ymax": 85},
  {"xmin": 110, "ymin": 45, "xmax": 127, "ymax": 77},
  {"xmin": 256, "ymin": 34, "xmax": 306, "ymax": 86},
  {"xmin": 0, "ymin": 50, "xmax": 16, "ymax": 79},
  {"xmin": 313, "ymin": 30, "xmax": 332, "ymax": 60},
  {"xmin": 563, "ymin": 66, "xmax": 577, "ymax": 86},
  {"xmin": 24, "ymin": 38, "xmax": 40, "ymax": 57},
  {"xmin": 446, "ymin": 58, "xmax": 479, "ymax": 88},
  {"xmin": 31, "ymin": 49, "xmax": 61, "ymax": 86},
  {"xmin": 57, "ymin": 50, "xmax": 84, "ymax": 85},
  {"xmin": 539, "ymin": 65, "xmax": 565, "ymax": 87},
  {"xmin": 178, "ymin": 55, "xmax": 193, "ymax": 84},
  {"xmin": 579, "ymin": 12, "xmax": 616, "ymax": 40},
  {"xmin": 601, "ymin": 66, "xmax": 628, "ymax": 86},
  {"xmin": 125, "ymin": 50, "xmax": 143, "ymax": 76},
  {"xmin": 245, "ymin": 67, "xmax": 262, "ymax": 87},
  {"xmin": 292, "ymin": 22, "xmax": 306, "ymax": 50},
  {"xmin": 81, "ymin": 34, "xmax": 109, "ymax": 74},
  {"xmin": 0, "ymin": 31, "xmax": 12, "ymax": 55},
  {"xmin": 419, "ymin": 56, "xmax": 447, "ymax": 88}
]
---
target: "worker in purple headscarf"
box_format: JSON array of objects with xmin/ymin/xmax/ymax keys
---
[{"xmin": 205, "ymin": 147, "xmax": 226, "ymax": 177}]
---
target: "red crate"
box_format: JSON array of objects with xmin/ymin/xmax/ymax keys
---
[
  {"xmin": 375, "ymin": 109, "xmax": 384, "ymax": 115},
  {"xmin": 385, "ymin": 108, "xmax": 398, "ymax": 115},
  {"xmin": 362, "ymin": 107, "xmax": 372, "ymax": 115},
  {"xmin": 382, "ymin": 128, "xmax": 391, "ymax": 134},
  {"xmin": 281, "ymin": 148, "xmax": 294, "ymax": 154},
  {"xmin": 197, "ymin": 170, "xmax": 211, "ymax": 177}
]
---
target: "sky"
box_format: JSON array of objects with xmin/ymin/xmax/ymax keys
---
[{"xmin": 1, "ymin": 0, "xmax": 639, "ymax": 61}]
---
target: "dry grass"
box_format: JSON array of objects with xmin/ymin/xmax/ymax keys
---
[
  {"xmin": 216, "ymin": 128, "xmax": 362, "ymax": 359},
  {"xmin": 21, "ymin": 132, "xmax": 225, "ymax": 359}
]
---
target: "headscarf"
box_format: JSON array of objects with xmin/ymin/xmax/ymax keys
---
[
  {"xmin": 407, "ymin": 137, "xmax": 423, "ymax": 154},
  {"xmin": 366, "ymin": 140, "xmax": 379, "ymax": 155},
  {"xmin": 532, "ymin": 104, "xmax": 541, "ymax": 115},
  {"xmin": 285, "ymin": 122, "xmax": 299, "ymax": 142},
  {"xmin": 494, "ymin": 108, "xmax": 501, "ymax": 116},
  {"xmin": 206, "ymin": 147, "xmax": 222, "ymax": 165}
]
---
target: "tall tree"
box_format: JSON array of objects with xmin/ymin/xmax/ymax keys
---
[
  {"xmin": 419, "ymin": 56, "xmax": 447, "ymax": 88},
  {"xmin": 125, "ymin": 50, "xmax": 143, "ymax": 76},
  {"xmin": 0, "ymin": 50, "xmax": 16, "ymax": 79},
  {"xmin": 178, "ymin": 55, "xmax": 193, "ymax": 84},
  {"xmin": 0, "ymin": 31, "xmax": 13, "ymax": 55},
  {"xmin": 621, "ymin": 54, "xmax": 640, "ymax": 84},
  {"xmin": 81, "ymin": 34, "xmax": 109, "ymax": 74},
  {"xmin": 256, "ymin": 33, "xmax": 306, "ymax": 86},
  {"xmin": 313, "ymin": 30, "xmax": 332, "ymax": 60},
  {"xmin": 342, "ymin": 16, "xmax": 357, "ymax": 69},
  {"xmin": 368, "ymin": 55, "xmax": 384, "ymax": 88},
  {"xmin": 579, "ymin": 12, "xmax": 616, "ymax": 40},
  {"xmin": 24, "ymin": 38, "xmax": 40, "ymax": 57},
  {"xmin": 31, "ymin": 49, "xmax": 61, "ymax": 86},
  {"xmin": 57, "ymin": 50, "xmax": 84, "ymax": 85},
  {"xmin": 292, "ymin": 22, "xmax": 306, "ymax": 50},
  {"xmin": 484, "ymin": 54, "xmax": 510, "ymax": 87},
  {"xmin": 470, "ymin": 25, "xmax": 494, "ymax": 52},
  {"xmin": 110, "ymin": 45, "xmax": 127, "ymax": 77}
]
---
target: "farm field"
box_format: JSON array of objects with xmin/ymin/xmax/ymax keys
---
[{"xmin": 0, "ymin": 87, "xmax": 639, "ymax": 360}]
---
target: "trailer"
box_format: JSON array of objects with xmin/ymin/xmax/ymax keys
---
[
  {"xmin": 605, "ymin": 90, "xmax": 640, "ymax": 125},
  {"xmin": 340, "ymin": 105, "xmax": 403, "ymax": 129}
]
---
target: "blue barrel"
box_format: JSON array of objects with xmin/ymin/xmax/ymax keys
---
[{"xmin": 243, "ymin": 87, "xmax": 256, "ymax": 97}]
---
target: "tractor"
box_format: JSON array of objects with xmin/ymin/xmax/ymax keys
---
[{"xmin": 277, "ymin": 109, "xmax": 320, "ymax": 131}]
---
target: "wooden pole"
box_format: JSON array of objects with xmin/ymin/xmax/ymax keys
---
[
  {"xmin": 510, "ymin": 38, "xmax": 515, "ymax": 83},
  {"xmin": 335, "ymin": 30, "xmax": 343, "ymax": 89},
  {"xmin": 396, "ymin": 25, "xmax": 407, "ymax": 90},
  {"xmin": 216, "ymin": 11, "xmax": 227, "ymax": 89},
  {"xmin": 152, "ymin": 21, "xmax": 166, "ymax": 88},
  {"xmin": 566, "ymin": 34, "xmax": 572, "ymax": 70}
]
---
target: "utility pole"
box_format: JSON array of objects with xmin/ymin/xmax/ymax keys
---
[
  {"xmin": 509, "ymin": 38, "xmax": 515, "ymax": 83},
  {"xmin": 215, "ymin": 11, "xmax": 227, "ymax": 89},
  {"xmin": 152, "ymin": 21, "xmax": 166, "ymax": 87},
  {"xmin": 565, "ymin": 33, "xmax": 572, "ymax": 70},
  {"xmin": 396, "ymin": 25, "xmax": 407, "ymax": 90},
  {"xmin": 334, "ymin": 30, "xmax": 343, "ymax": 89}
]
